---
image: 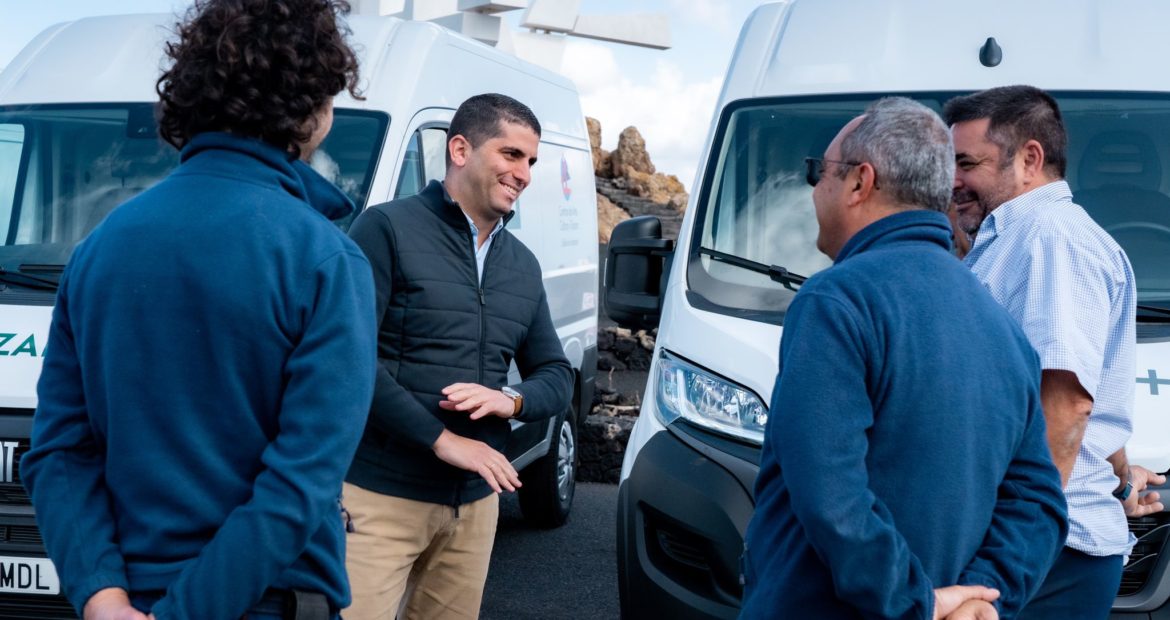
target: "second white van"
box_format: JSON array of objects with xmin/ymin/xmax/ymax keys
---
[{"xmin": 605, "ymin": 1, "xmax": 1170, "ymax": 617}]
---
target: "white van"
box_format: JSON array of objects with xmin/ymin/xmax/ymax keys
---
[
  {"xmin": 604, "ymin": 1, "xmax": 1170, "ymax": 617},
  {"xmin": 0, "ymin": 13, "xmax": 597, "ymax": 616}
]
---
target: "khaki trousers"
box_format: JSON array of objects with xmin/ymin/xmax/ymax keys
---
[{"xmin": 342, "ymin": 481, "xmax": 499, "ymax": 620}]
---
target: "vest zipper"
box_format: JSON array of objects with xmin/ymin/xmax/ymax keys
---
[
  {"xmin": 466, "ymin": 231, "xmax": 486, "ymax": 386},
  {"xmin": 477, "ymin": 237, "xmax": 498, "ymax": 387},
  {"xmin": 468, "ymin": 226, "xmax": 498, "ymax": 506}
]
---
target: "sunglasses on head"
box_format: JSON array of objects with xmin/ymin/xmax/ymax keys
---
[{"xmin": 804, "ymin": 157, "xmax": 863, "ymax": 187}]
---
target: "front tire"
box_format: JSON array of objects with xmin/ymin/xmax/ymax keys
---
[{"xmin": 518, "ymin": 411, "xmax": 577, "ymax": 528}]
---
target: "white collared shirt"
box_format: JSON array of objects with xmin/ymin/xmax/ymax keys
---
[{"xmin": 465, "ymin": 213, "xmax": 504, "ymax": 285}]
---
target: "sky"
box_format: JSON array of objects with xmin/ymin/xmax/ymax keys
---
[{"xmin": 0, "ymin": 0, "xmax": 767, "ymax": 190}]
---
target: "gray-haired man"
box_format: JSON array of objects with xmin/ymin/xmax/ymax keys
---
[{"xmin": 740, "ymin": 98, "xmax": 1067, "ymax": 620}]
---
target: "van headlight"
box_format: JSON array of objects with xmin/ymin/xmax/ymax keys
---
[{"xmin": 654, "ymin": 350, "xmax": 768, "ymax": 444}]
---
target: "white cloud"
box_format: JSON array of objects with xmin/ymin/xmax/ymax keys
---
[
  {"xmin": 666, "ymin": 0, "xmax": 734, "ymax": 33},
  {"xmin": 559, "ymin": 39, "xmax": 622, "ymax": 94},
  {"xmin": 561, "ymin": 41, "xmax": 722, "ymax": 191}
]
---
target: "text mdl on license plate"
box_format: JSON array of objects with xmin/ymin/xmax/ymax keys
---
[{"xmin": 0, "ymin": 556, "xmax": 59, "ymax": 595}]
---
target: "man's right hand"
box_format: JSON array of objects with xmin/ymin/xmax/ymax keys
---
[
  {"xmin": 432, "ymin": 429, "xmax": 521, "ymax": 493},
  {"xmin": 1123, "ymin": 465, "xmax": 1166, "ymax": 517},
  {"xmin": 944, "ymin": 599, "xmax": 999, "ymax": 620},
  {"xmin": 932, "ymin": 585, "xmax": 1000, "ymax": 620},
  {"xmin": 83, "ymin": 588, "xmax": 149, "ymax": 620}
]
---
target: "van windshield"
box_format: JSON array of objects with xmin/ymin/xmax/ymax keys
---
[
  {"xmin": 691, "ymin": 93, "xmax": 1170, "ymax": 325},
  {"xmin": 0, "ymin": 104, "xmax": 386, "ymax": 287}
]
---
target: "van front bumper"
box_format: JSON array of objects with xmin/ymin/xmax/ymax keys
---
[
  {"xmin": 616, "ymin": 423, "xmax": 758, "ymax": 619},
  {"xmin": 615, "ymin": 421, "xmax": 1170, "ymax": 619}
]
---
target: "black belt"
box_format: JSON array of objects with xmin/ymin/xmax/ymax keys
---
[{"xmin": 248, "ymin": 589, "xmax": 334, "ymax": 620}]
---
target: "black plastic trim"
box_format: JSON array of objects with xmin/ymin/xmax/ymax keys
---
[
  {"xmin": 617, "ymin": 429, "xmax": 756, "ymax": 619},
  {"xmin": 669, "ymin": 421, "xmax": 761, "ymax": 498},
  {"xmin": 579, "ymin": 344, "xmax": 597, "ymax": 424}
]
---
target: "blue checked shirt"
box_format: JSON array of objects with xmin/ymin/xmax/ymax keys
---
[{"xmin": 965, "ymin": 180, "xmax": 1137, "ymax": 558}]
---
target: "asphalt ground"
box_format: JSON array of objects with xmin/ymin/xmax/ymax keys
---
[{"xmin": 481, "ymin": 482, "xmax": 620, "ymax": 620}]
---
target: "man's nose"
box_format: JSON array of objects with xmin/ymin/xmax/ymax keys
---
[{"xmin": 514, "ymin": 161, "xmax": 531, "ymax": 186}]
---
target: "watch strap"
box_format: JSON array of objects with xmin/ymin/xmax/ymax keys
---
[
  {"xmin": 1114, "ymin": 467, "xmax": 1133, "ymax": 501},
  {"xmin": 501, "ymin": 386, "xmax": 523, "ymax": 418}
]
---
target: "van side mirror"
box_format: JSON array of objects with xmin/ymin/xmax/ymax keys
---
[{"xmin": 603, "ymin": 216, "xmax": 674, "ymax": 330}]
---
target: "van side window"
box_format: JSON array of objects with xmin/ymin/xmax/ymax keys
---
[
  {"xmin": 394, "ymin": 127, "xmax": 448, "ymax": 199},
  {"xmin": 419, "ymin": 128, "xmax": 448, "ymax": 185},
  {"xmin": 0, "ymin": 124, "xmax": 25, "ymax": 244},
  {"xmin": 311, "ymin": 110, "xmax": 388, "ymax": 232}
]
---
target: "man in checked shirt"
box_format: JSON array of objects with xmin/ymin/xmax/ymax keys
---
[{"xmin": 945, "ymin": 85, "xmax": 1165, "ymax": 619}]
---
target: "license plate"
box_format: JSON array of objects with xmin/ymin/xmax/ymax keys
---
[{"xmin": 0, "ymin": 556, "xmax": 60, "ymax": 595}]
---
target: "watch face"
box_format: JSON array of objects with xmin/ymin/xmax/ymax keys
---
[{"xmin": 502, "ymin": 387, "xmax": 520, "ymax": 399}]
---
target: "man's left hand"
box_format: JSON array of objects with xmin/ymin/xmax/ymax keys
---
[
  {"xmin": 440, "ymin": 383, "xmax": 515, "ymax": 420},
  {"xmin": 945, "ymin": 599, "xmax": 998, "ymax": 620},
  {"xmin": 932, "ymin": 586, "xmax": 999, "ymax": 620},
  {"xmin": 1124, "ymin": 465, "xmax": 1167, "ymax": 517}
]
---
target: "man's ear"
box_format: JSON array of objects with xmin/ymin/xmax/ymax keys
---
[
  {"xmin": 1019, "ymin": 139, "xmax": 1047, "ymax": 181},
  {"xmin": 849, "ymin": 162, "xmax": 878, "ymax": 205},
  {"xmin": 448, "ymin": 134, "xmax": 471, "ymax": 167}
]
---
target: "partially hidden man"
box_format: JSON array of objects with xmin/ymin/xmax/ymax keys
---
[
  {"xmin": 343, "ymin": 93, "xmax": 573, "ymax": 620},
  {"xmin": 740, "ymin": 98, "xmax": 1068, "ymax": 620},
  {"xmin": 946, "ymin": 85, "xmax": 1165, "ymax": 620}
]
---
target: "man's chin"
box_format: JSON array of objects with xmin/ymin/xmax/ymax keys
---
[{"xmin": 957, "ymin": 216, "xmax": 983, "ymax": 236}]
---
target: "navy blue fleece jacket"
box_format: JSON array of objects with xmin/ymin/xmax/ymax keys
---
[
  {"xmin": 22, "ymin": 133, "xmax": 377, "ymax": 619},
  {"xmin": 740, "ymin": 210, "xmax": 1067, "ymax": 620}
]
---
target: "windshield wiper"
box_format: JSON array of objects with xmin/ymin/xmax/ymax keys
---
[
  {"xmin": 1138, "ymin": 304, "xmax": 1170, "ymax": 320},
  {"xmin": 0, "ymin": 268, "xmax": 60, "ymax": 291},
  {"xmin": 698, "ymin": 247, "xmax": 807, "ymax": 292},
  {"xmin": 19, "ymin": 263, "xmax": 65, "ymax": 274}
]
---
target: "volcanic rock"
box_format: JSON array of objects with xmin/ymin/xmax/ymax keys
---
[
  {"xmin": 611, "ymin": 126, "xmax": 656, "ymax": 178},
  {"xmin": 586, "ymin": 117, "xmax": 613, "ymax": 178}
]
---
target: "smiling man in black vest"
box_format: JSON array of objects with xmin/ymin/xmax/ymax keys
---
[{"xmin": 342, "ymin": 93, "xmax": 572, "ymax": 620}]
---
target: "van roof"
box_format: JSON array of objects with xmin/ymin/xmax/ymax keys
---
[
  {"xmin": 721, "ymin": 0, "xmax": 1170, "ymax": 107},
  {"xmin": 0, "ymin": 13, "xmax": 586, "ymax": 143}
]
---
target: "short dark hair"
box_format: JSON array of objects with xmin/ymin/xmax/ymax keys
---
[
  {"xmin": 943, "ymin": 85, "xmax": 1067, "ymax": 178},
  {"xmin": 446, "ymin": 93, "xmax": 541, "ymax": 168},
  {"xmin": 156, "ymin": 0, "xmax": 362, "ymax": 157}
]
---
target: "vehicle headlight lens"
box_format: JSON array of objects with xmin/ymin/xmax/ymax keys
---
[{"xmin": 654, "ymin": 349, "xmax": 767, "ymax": 444}]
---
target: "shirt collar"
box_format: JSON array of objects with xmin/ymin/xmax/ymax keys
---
[
  {"xmin": 977, "ymin": 180, "xmax": 1072, "ymax": 239},
  {"xmin": 180, "ymin": 132, "xmax": 355, "ymax": 220},
  {"xmin": 432, "ymin": 180, "xmax": 515, "ymax": 234},
  {"xmin": 464, "ymin": 212, "xmax": 504, "ymax": 240},
  {"xmin": 834, "ymin": 209, "xmax": 952, "ymax": 263}
]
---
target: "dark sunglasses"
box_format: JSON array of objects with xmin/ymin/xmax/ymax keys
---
[{"xmin": 804, "ymin": 157, "xmax": 862, "ymax": 187}]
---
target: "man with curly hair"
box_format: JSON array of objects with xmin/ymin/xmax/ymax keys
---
[{"xmin": 21, "ymin": 1, "xmax": 375, "ymax": 619}]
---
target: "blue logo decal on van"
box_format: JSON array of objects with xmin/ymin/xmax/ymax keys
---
[
  {"xmin": 1137, "ymin": 369, "xmax": 1170, "ymax": 396},
  {"xmin": 561, "ymin": 155, "xmax": 572, "ymax": 201}
]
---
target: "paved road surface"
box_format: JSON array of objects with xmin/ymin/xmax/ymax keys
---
[{"xmin": 481, "ymin": 483, "xmax": 620, "ymax": 620}]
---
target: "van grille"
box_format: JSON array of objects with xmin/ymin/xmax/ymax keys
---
[
  {"xmin": 0, "ymin": 441, "xmax": 30, "ymax": 507},
  {"xmin": 1118, "ymin": 513, "xmax": 1170, "ymax": 596},
  {"xmin": 0, "ymin": 595, "xmax": 77, "ymax": 619},
  {"xmin": 655, "ymin": 529, "xmax": 710, "ymax": 570},
  {"xmin": 0, "ymin": 526, "xmax": 43, "ymax": 546},
  {"xmin": 642, "ymin": 507, "xmax": 741, "ymax": 605}
]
